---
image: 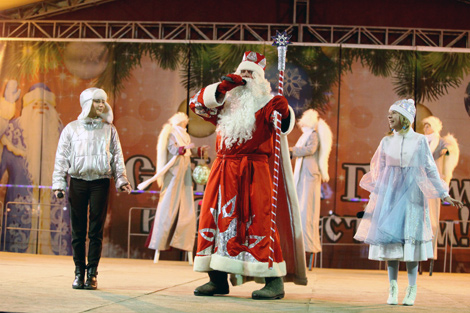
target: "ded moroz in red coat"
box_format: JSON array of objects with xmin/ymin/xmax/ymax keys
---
[{"xmin": 190, "ymin": 82, "xmax": 307, "ymax": 286}]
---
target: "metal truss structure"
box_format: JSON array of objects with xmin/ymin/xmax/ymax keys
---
[
  {"xmin": 0, "ymin": 0, "xmax": 118, "ymax": 20},
  {"xmin": 0, "ymin": 20, "xmax": 469, "ymax": 51}
]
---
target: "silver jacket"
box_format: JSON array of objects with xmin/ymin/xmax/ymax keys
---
[{"xmin": 52, "ymin": 117, "xmax": 129, "ymax": 191}]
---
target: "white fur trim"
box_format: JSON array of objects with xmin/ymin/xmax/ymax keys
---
[
  {"xmin": 92, "ymin": 89, "xmax": 107, "ymax": 100},
  {"xmin": 258, "ymin": 94, "xmax": 274, "ymax": 109},
  {"xmin": 78, "ymin": 100, "xmax": 92, "ymax": 120},
  {"xmin": 317, "ymin": 118, "xmax": 333, "ymax": 182},
  {"xmin": 169, "ymin": 112, "xmax": 188, "ymax": 126},
  {"xmin": 422, "ymin": 116, "xmax": 443, "ymax": 135},
  {"xmin": 194, "ymin": 254, "xmax": 286, "ymax": 277},
  {"xmin": 193, "ymin": 255, "xmax": 212, "ymax": 272},
  {"xmin": 280, "ymin": 133, "xmax": 308, "ymax": 280},
  {"xmin": 298, "ymin": 109, "xmax": 319, "ymax": 129},
  {"xmin": 236, "ymin": 61, "xmax": 265, "ymax": 78},
  {"xmin": 443, "ymin": 134, "xmax": 459, "ymax": 185},
  {"xmin": 156, "ymin": 123, "xmax": 172, "ymax": 187},
  {"xmin": 0, "ymin": 98, "xmax": 16, "ymax": 120},
  {"xmin": 1, "ymin": 136, "xmax": 25, "ymax": 157},
  {"xmin": 202, "ymin": 83, "xmax": 225, "ymax": 109},
  {"xmin": 101, "ymin": 102, "xmax": 113, "ymax": 123},
  {"xmin": 281, "ymin": 105, "xmax": 295, "ymax": 135}
]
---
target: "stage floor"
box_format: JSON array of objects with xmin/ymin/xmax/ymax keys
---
[{"xmin": 0, "ymin": 252, "xmax": 469, "ymax": 313}]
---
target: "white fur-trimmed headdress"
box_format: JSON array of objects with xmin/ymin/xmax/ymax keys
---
[
  {"xmin": 422, "ymin": 116, "xmax": 443, "ymax": 135},
  {"xmin": 442, "ymin": 134, "xmax": 459, "ymax": 185},
  {"xmin": 169, "ymin": 111, "xmax": 189, "ymax": 127},
  {"xmin": 297, "ymin": 109, "xmax": 319, "ymax": 129},
  {"xmin": 298, "ymin": 109, "xmax": 333, "ymax": 182},
  {"xmin": 156, "ymin": 112, "xmax": 189, "ymax": 186}
]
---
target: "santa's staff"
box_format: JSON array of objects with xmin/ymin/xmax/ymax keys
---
[
  {"xmin": 269, "ymin": 30, "xmax": 292, "ymax": 268},
  {"xmin": 273, "ymin": 30, "xmax": 292, "ymax": 95}
]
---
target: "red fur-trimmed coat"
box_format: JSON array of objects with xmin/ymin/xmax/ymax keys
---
[{"xmin": 190, "ymin": 82, "xmax": 307, "ymax": 285}]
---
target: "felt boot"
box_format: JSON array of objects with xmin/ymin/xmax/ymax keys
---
[
  {"xmin": 194, "ymin": 271, "xmax": 229, "ymax": 296},
  {"xmin": 252, "ymin": 277, "xmax": 285, "ymax": 300}
]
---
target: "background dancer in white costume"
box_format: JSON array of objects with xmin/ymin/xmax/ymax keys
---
[
  {"xmin": 139, "ymin": 112, "xmax": 208, "ymax": 264},
  {"xmin": 290, "ymin": 109, "xmax": 332, "ymax": 270},
  {"xmin": 421, "ymin": 115, "xmax": 459, "ymax": 273}
]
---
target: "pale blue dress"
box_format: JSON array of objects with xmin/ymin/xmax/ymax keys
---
[{"xmin": 354, "ymin": 129, "xmax": 449, "ymax": 261}]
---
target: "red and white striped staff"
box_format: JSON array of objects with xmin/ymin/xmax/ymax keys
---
[{"xmin": 268, "ymin": 30, "xmax": 292, "ymax": 269}]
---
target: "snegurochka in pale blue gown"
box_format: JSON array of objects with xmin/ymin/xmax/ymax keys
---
[
  {"xmin": 354, "ymin": 99, "xmax": 462, "ymax": 307},
  {"xmin": 354, "ymin": 127, "xmax": 448, "ymax": 261}
]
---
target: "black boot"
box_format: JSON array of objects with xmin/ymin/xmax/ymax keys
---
[
  {"xmin": 84, "ymin": 267, "xmax": 98, "ymax": 290},
  {"xmin": 72, "ymin": 266, "xmax": 85, "ymax": 289},
  {"xmin": 194, "ymin": 270, "xmax": 229, "ymax": 296},
  {"xmin": 252, "ymin": 277, "xmax": 285, "ymax": 300}
]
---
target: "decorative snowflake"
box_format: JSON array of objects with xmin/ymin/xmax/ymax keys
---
[
  {"xmin": 284, "ymin": 67, "xmax": 307, "ymax": 100},
  {"xmin": 272, "ymin": 30, "xmax": 292, "ymax": 47}
]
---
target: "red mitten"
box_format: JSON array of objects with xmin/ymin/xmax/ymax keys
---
[{"xmin": 217, "ymin": 74, "xmax": 245, "ymax": 94}]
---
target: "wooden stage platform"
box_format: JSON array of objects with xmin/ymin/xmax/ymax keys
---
[{"xmin": 1, "ymin": 252, "xmax": 469, "ymax": 312}]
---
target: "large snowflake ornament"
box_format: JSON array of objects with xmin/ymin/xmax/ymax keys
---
[
  {"xmin": 272, "ymin": 30, "xmax": 292, "ymax": 47},
  {"xmin": 284, "ymin": 67, "xmax": 307, "ymax": 99}
]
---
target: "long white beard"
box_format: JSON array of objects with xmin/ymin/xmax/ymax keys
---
[
  {"xmin": 18, "ymin": 104, "xmax": 61, "ymax": 186},
  {"xmin": 217, "ymin": 77, "xmax": 272, "ymax": 149}
]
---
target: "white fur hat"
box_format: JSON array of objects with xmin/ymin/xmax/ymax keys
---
[
  {"xmin": 297, "ymin": 109, "xmax": 319, "ymax": 129},
  {"xmin": 78, "ymin": 87, "xmax": 113, "ymax": 123},
  {"xmin": 169, "ymin": 112, "xmax": 189, "ymax": 126}
]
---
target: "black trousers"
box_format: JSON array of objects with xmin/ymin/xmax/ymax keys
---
[{"xmin": 69, "ymin": 178, "xmax": 110, "ymax": 270}]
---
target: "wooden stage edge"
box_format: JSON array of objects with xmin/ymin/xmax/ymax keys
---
[{"xmin": 0, "ymin": 252, "xmax": 469, "ymax": 313}]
